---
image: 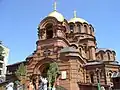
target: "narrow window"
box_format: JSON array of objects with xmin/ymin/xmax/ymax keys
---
[
  {"xmin": 90, "ymin": 26, "xmax": 94, "ymax": 35},
  {"xmin": 90, "ymin": 73, "xmax": 94, "ymax": 83},
  {"xmin": 109, "ymin": 71, "xmax": 112, "ymax": 82},
  {"xmin": 100, "ymin": 52, "xmax": 104, "ymax": 60},
  {"xmin": 46, "ymin": 24, "xmax": 53, "ymax": 39},
  {"xmin": 77, "ymin": 24, "xmax": 81, "ymax": 33},
  {"xmin": 107, "ymin": 52, "xmax": 111, "ymax": 60},
  {"xmin": 79, "ymin": 48, "xmax": 82, "ymax": 53},
  {"xmin": 84, "ymin": 25, "xmax": 87, "ymax": 33},
  {"xmin": 70, "ymin": 25, "xmax": 74, "ymax": 31}
]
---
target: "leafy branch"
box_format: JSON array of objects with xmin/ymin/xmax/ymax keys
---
[
  {"xmin": 47, "ymin": 62, "xmax": 60, "ymax": 88},
  {"xmin": 15, "ymin": 63, "xmax": 27, "ymax": 84}
]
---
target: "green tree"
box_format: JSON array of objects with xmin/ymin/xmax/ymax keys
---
[
  {"xmin": 47, "ymin": 70, "xmax": 52, "ymax": 89},
  {"xmin": 15, "ymin": 63, "xmax": 26, "ymax": 78},
  {"xmin": 47, "ymin": 62, "xmax": 60, "ymax": 89},
  {"xmin": 15, "ymin": 63, "xmax": 27, "ymax": 90}
]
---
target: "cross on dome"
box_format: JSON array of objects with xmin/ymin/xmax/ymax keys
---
[
  {"xmin": 48, "ymin": 0, "xmax": 65, "ymax": 22},
  {"xmin": 74, "ymin": 10, "xmax": 77, "ymax": 18},
  {"xmin": 68, "ymin": 10, "xmax": 88, "ymax": 23},
  {"xmin": 54, "ymin": 1, "xmax": 57, "ymax": 11}
]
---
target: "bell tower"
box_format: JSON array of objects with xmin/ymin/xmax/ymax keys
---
[
  {"xmin": 37, "ymin": 2, "xmax": 67, "ymax": 41},
  {"xmin": 26, "ymin": 2, "xmax": 71, "ymax": 90}
]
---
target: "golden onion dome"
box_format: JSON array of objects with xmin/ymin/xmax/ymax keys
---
[
  {"xmin": 69, "ymin": 11, "xmax": 88, "ymax": 23},
  {"xmin": 48, "ymin": 2, "xmax": 64, "ymax": 22},
  {"xmin": 48, "ymin": 10, "xmax": 64, "ymax": 22},
  {"xmin": 69, "ymin": 17, "xmax": 88, "ymax": 23}
]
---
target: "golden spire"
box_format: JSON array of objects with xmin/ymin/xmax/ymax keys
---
[
  {"xmin": 74, "ymin": 10, "xmax": 77, "ymax": 18},
  {"xmin": 54, "ymin": 0, "xmax": 57, "ymax": 11}
]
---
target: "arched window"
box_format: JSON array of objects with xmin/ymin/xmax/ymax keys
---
[
  {"xmin": 90, "ymin": 73, "xmax": 94, "ymax": 83},
  {"xmin": 79, "ymin": 48, "xmax": 82, "ymax": 53},
  {"xmin": 100, "ymin": 51, "xmax": 104, "ymax": 60},
  {"xmin": 108, "ymin": 70, "xmax": 113, "ymax": 82},
  {"xmin": 112, "ymin": 51, "xmax": 116, "ymax": 60},
  {"xmin": 46, "ymin": 24, "xmax": 53, "ymax": 39},
  {"xmin": 83, "ymin": 43, "xmax": 87, "ymax": 53},
  {"xmin": 84, "ymin": 25, "xmax": 87, "ymax": 33},
  {"xmin": 77, "ymin": 24, "xmax": 81, "ymax": 33},
  {"xmin": 90, "ymin": 27, "xmax": 93, "ymax": 35},
  {"xmin": 101, "ymin": 53, "xmax": 103, "ymax": 60},
  {"xmin": 107, "ymin": 52, "xmax": 111, "ymax": 60},
  {"xmin": 70, "ymin": 25, "xmax": 74, "ymax": 31}
]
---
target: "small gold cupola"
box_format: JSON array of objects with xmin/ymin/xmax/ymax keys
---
[
  {"xmin": 48, "ymin": 1, "xmax": 65, "ymax": 22},
  {"xmin": 69, "ymin": 10, "xmax": 88, "ymax": 23}
]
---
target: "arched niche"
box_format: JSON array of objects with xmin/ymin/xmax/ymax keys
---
[
  {"xmin": 79, "ymin": 46, "xmax": 83, "ymax": 54},
  {"xmin": 75, "ymin": 22, "xmax": 83, "ymax": 33},
  {"xmin": 102, "ymin": 51, "xmax": 109, "ymax": 61},
  {"xmin": 68, "ymin": 22, "xmax": 75, "ymax": 32},
  {"xmin": 83, "ymin": 23, "xmax": 89, "ymax": 34},
  {"xmin": 38, "ymin": 17, "xmax": 69, "ymax": 40},
  {"xmin": 39, "ymin": 63, "xmax": 50, "ymax": 78},
  {"xmin": 106, "ymin": 50, "xmax": 112, "ymax": 61},
  {"xmin": 99, "ymin": 50, "xmax": 105, "ymax": 60},
  {"xmin": 83, "ymin": 25, "xmax": 88, "ymax": 34},
  {"xmin": 112, "ymin": 51, "xmax": 116, "ymax": 60},
  {"xmin": 33, "ymin": 58, "xmax": 55, "ymax": 75},
  {"xmin": 79, "ymin": 45, "xmax": 86, "ymax": 58},
  {"xmin": 88, "ymin": 46, "xmax": 96, "ymax": 60},
  {"xmin": 38, "ymin": 17, "xmax": 58, "ymax": 40},
  {"xmin": 39, "ymin": 17, "xmax": 58, "ymax": 29},
  {"xmin": 89, "ymin": 24, "xmax": 95, "ymax": 36},
  {"xmin": 89, "ymin": 71, "xmax": 95, "ymax": 83},
  {"xmin": 45, "ymin": 23, "xmax": 53, "ymax": 39}
]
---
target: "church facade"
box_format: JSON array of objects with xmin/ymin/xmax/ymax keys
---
[
  {"xmin": 25, "ymin": 7, "xmax": 120, "ymax": 90},
  {"xmin": 6, "ymin": 4, "xmax": 120, "ymax": 90}
]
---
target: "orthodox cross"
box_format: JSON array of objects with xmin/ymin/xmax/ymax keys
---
[
  {"xmin": 74, "ymin": 10, "xmax": 77, "ymax": 18},
  {"xmin": 54, "ymin": 0, "xmax": 57, "ymax": 11}
]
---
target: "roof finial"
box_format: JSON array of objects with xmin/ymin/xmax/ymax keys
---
[
  {"xmin": 54, "ymin": 0, "xmax": 57, "ymax": 11},
  {"xmin": 74, "ymin": 10, "xmax": 77, "ymax": 18}
]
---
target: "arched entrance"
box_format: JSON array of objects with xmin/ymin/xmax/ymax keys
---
[
  {"xmin": 29, "ymin": 63, "xmax": 51, "ymax": 90},
  {"xmin": 30, "ymin": 58, "xmax": 60, "ymax": 90},
  {"xmin": 33, "ymin": 58, "xmax": 55, "ymax": 75},
  {"xmin": 31, "ymin": 59, "xmax": 54, "ymax": 90},
  {"xmin": 39, "ymin": 63, "xmax": 50, "ymax": 78}
]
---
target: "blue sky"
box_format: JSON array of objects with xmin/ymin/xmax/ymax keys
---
[{"xmin": 0, "ymin": 0, "xmax": 120, "ymax": 64}]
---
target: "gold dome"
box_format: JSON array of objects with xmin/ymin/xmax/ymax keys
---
[
  {"xmin": 69, "ymin": 17, "xmax": 88, "ymax": 23},
  {"xmin": 69, "ymin": 11, "xmax": 88, "ymax": 23},
  {"xmin": 48, "ymin": 11, "xmax": 64, "ymax": 22}
]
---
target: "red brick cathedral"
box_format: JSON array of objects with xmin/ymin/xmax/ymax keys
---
[{"xmin": 7, "ymin": 3, "xmax": 120, "ymax": 90}]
